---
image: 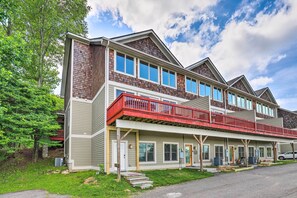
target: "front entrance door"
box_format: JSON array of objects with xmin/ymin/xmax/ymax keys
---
[
  {"xmin": 229, "ymin": 146, "xmax": 235, "ymax": 164},
  {"xmin": 112, "ymin": 141, "xmax": 127, "ymax": 171},
  {"xmin": 185, "ymin": 144, "xmax": 193, "ymax": 167}
]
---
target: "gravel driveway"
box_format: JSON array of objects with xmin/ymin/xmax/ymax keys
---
[{"xmin": 136, "ymin": 163, "xmax": 297, "ymax": 198}]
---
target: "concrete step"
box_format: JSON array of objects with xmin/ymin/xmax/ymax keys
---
[
  {"xmin": 126, "ymin": 176, "xmax": 149, "ymax": 181},
  {"xmin": 140, "ymin": 183, "xmax": 153, "ymax": 189},
  {"xmin": 121, "ymin": 172, "xmax": 145, "ymax": 177},
  {"xmin": 131, "ymin": 180, "xmax": 153, "ymax": 187}
]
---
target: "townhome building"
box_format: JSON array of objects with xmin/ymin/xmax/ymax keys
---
[{"xmin": 61, "ymin": 30, "xmax": 297, "ymax": 172}]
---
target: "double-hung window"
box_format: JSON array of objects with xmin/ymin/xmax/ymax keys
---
[
  {"xmin": 186, "ymin": 77, "xmax": 197, "ymax": 94},
  {"xmin": 164, "ymin": 143, "xmax": 178, "ymax": 161},
  {"xmin": 237, "ymin": 95, "xmax": 246, "ymax": 109},
  {"xmin": 213, "ymin": 87, "xmax": 222, "ymax": 101},
  {"xmin": 228, "ymin": 92, "xmax": 236, "ymax": 105},
  {"xmin": 162, "ymin": 69, "xmax": 176, "ymax": 88},
  {"xmin": 139, "ymin": 61, "xmax": 159, "ymax": 83},
  {"xmin": 139, "ymin": 142, "xmax": 155, "ymax": 163},
  {"xmin": 269, "ymin": 108, "xmax": 274, "ymax": 117},
  {"xmin": 246, "ymin": 99, "xmax": 253, "ymax": 110},
  {"xmin": 199, "ymin": 82, "xmax": 211, "ymax": 98},
  {"xmin": 115, "ymin": 52, "xmax": 135, "ymax": 76},
  {"xmin": 256, "ymin": 103, "xmax": 262, "ymax": 113},
  {"xmin": 203, "ymin": 145, "xmax": 210, "ymax": 160},
  {"xmin": 259, "ymin": 147, "xmax": 264, "ymax": 158}
]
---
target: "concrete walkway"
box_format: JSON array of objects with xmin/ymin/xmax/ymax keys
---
[
  {"xmin": 136, "ymin": 163, "xmax": 297, "ymax": 198},
  {"xmin": 0, "ymin": 190, "xmax": 69, "ymax": 198}
]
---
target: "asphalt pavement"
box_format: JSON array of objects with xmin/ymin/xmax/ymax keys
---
[{"xmin": 136, "ymin": 163, "xmax": 297, "ymax": 198}]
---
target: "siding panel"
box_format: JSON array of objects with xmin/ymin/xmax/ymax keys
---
[
  {"xmin": 92, "ymin": 132, "xmax": 105, "ymax": 167},
  {"xmin": 71, "ymin": 138, "xmax": 91, "ymax": 166},
  {"xmin": 92, "ymin": 87, "xmax": 105, "ymax": 133},
  {"xmin": 72, "ymin": 101, "xmax": 92, "ymax": 135}
]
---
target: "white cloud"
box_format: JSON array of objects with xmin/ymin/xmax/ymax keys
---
[
  {"xmin": 87, "ymin": 0, "xmax": 218, "ymax": 40},
  {"xmin": 250, "ymin": 76, "xmax": 273, "ymax": 90},
  {"xmin": 277, "ymin": 98, "xmax": 297, "ymax": 111},
  {"xmin": 209, "ymin": 0, "xmax": 297, "ymax": 79}
]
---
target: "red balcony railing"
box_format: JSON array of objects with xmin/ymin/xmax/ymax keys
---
[
  {"xmin": 50, "ymin": 129, "xmax": 64, "ymax": 141},
  {"xmin": 107, "ymin": 93, "xmax": 297, "ymax": 139}
]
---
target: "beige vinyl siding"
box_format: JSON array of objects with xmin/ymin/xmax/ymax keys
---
[
  {"xmin": 65, "ymin": 108, "xmax": 70, "ymax": 139},
  {"xmin": 227, "ymin": 110, "xmax": 256, "ymax": 122},
  {"xmin": 109, "ymin": 131, "xmax": 136, "ymax": 168},
  {"xmin": 72, "ymin": 101, "xmax": 92, "ymax": 135},
  {"xmin": 64, "ymin": 139, "xmax": 69, "ymax": 159},
  {"xmin": 257, "ymin": 117, "xmax": 284, "ymax": 127},
  {"xmin": 92, "ymin": 87, "xmax": 105, "ymax": 133},
  {"xmin": 71, "ymin": 137, "xmax": 91, "ymax": 166},
  {"xmin": 92, "ymin": 132, "xmax": 105, "ymax": 167},
  {"xmin": 181, "ymin": 96, "xmax": 210, "ymax": 111}
]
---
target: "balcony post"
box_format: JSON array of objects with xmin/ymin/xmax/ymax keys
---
[
  {"xmin": 291, "ymin": 143, "xmax": 295, "ymax": 161},
  {"xmin": 148, "ymin": 100, "xmax": 151, "ymax": 111}
]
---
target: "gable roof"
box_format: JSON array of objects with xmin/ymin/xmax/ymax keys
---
[
  {"xmin": 185, "ymin": 57, "xmax": 227, "ymax": 84},
  {"xmin": 254, "ymin": 87, "xmax": 277, "ymax": 104},
  {"xmin": 110, "ymin": 29, "xmax": 183, "ymax": 67},
  {"xmin": 227, "ymin": 75, "xmax": 255, "ymax": 95}
]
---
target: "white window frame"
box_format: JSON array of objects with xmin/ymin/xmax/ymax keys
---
[
  {"xmin": 213, "ymin": 87, "xmax": 223, "ymax": 102},
  {"xmin": 214, "ymin": 144, "xmax": 224, "ymax": 159},
  {"xmin": 237, "ymin": 95, "xmax": 246, "ymax": 109},
  {"xmin": 139, "ymin": 141, "xmax": 157, "ymax": 164},
  {"xmin": 114, "ymin": 87, "xmax": 136, "ymax": 100},
  {"xmin": 246, "ymin": 99, "xmax": 253, "ymax": 110},
  {"xmin": 114, "ymin": 50, "xmax": 136, "ymax": 78},
  {"xmin": 259, "ymin": 146, "xmax": 265, "ymax": 158},
  {"xmin": 228, "ymin": 92, "xmax": 236, "ymax": 106},
  {"xmin": 162, "ymin": 98, "xmax": 177, "ymax": 104},
  {"xmin": 199, "ymin": 82, "xmax": 212, "ymax": 98},
  {"xmin": 138, "ymin": 59, "xmax": 160, "ymax": 84},
  {"xmin": 161, "ymin": 68, "xmax": 177, "ymax": 89},
  {"xmin": 202, "ymin": 144, "xmax": 211, "ymax": 161},
  {"xmin": 163, "ymin": 142, "xmax": 179, "ymax": 163},
  {"xmin": 266, "ymin": 146, "xmax": 273, "ymax": 158},
  {"xmin": 185, "ymin": 76, "xmax": 198, "ymax": 95}
]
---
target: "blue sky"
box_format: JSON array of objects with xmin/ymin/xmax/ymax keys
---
[{"xmin": 64, "ymin": 0, "xmax": 297, "ymax": 110}]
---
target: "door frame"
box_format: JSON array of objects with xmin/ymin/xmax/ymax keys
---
[
  {"xmin": 228, "ymin": 145, "xmax": 235, "ymax": 164},
  {"xmin": 111, "ymin": 140, "xmax": 128, "ymax": 171},
  {"xmin": 184, "ymin": 143, "xmax": 193, "ymax": 167}
]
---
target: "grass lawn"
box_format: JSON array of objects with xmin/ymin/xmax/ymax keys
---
[
  {"xmin": 0, "ymin": 159, "xmax": 137, "ymax": 198},
  {"xmin": 273, "ymin": 160, "xmax": 297, "ymax": 166},
  {"xmin": 143, "ymin": 169, "xmax": 213, "ymax": 187},
  {"xmin": 0, "ymin": 157, "xmax": 214, "ymax": 197}
]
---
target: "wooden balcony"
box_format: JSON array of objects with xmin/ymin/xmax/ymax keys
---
[
  {"xmin": 50, "ymin": 129, "xmax": 64, "ymax": 141},
  {"xmin": 107, "ymin": 93, "xmax": 297, "ymax": 139}
]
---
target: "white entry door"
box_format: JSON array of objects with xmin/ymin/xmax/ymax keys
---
[{"xmin": 112, "ymin": 141, "xmax": 127, "ymax": 171}]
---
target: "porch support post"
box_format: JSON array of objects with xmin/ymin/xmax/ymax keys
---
[
  {"xmin": 193, "ymin": 134, "xmax": 208, "ymax": 172},
  {"xmin": 272, "ymin": 142, "xmax": 278, "ymax": 163},
  {"xmin": 136, "ymin": 130, "xmax": 140, "ymax": 171},
  {"xmin": 106, "ymin": 127, "xmax": 110, "ymax": 174},
  {"xmin": 120, "ymin": 128, "xmax": 133, "ymax": 141},
  {"xmin": 241, "ymin": 139, "xmax": 250, "ymax": 167},
  {"xmin": 117, "ymin": 127, "xmax": 121, "ymax": 181},
  {"xmin": 291, "ymin": 143, "xmax": 295, "ymax": 161}
]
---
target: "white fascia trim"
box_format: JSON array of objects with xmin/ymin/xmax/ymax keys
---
[
  {"xmin": 104, "ymin": 45, "xmax": 109, "ymax": 172},
  {"xmin": 71, "ymin": 129, "xmax": 104, "ymax": 139},
  {"xmin": 115, "ymin": 119, "xmax": 294, "ymax": 143},
  {"xmin": 109, "ymin": 80, "xmax": 188, "ymax": 103},
  {"xmin": 69, "ymin": 39, "xmax": 74, "ymax": 163}
]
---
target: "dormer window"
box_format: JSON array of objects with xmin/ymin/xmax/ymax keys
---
[
  {"xmin": 246, "ymin": 99, "xmax": 253, "ymax": 110},
  {"xmin": 115, "ymin": 52, "xmax": 135, "ymax": 76},
  {"xmin": 237, "ymin": 95, "xmax": 246, "ymax": 109},
  {"xmin": 228, "ymin": 92, "xmax": 236, "ymax": 106},
  {"xmin": 139, "ymin": 60, "xmax": 159, "ymax": 83}
]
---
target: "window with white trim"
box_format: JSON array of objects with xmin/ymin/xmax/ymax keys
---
[
  {"xmin": 256, "ymin": 102, "xmax": 262, "ymax": 113},
  {"xmin": 267, "ymin": 147, "xmax": 272, "ymax": 157},
  {"xmin": 139, "ymin": 142, "xmax": 155, "ymax": 162},
  {"xmin": 162, "ymin": 68, "xmax": 176, "ymax": 88},
  {"xmin": 203, "ymin": 145, "xmax": 210, "ymax": 160},
  {"xmin": 199, "ymin": 82, "xmax": 211, "ymax": 98},
  {"xmin": 228, "ymin": 92, "xmax": 236, "ymax": 105},
  {"xmin": 186, "ymin": 77, "xmax": 197, "ymax": 94},
  {"xmin": 246, "ymin": 99, "xmax": 253, "ymax": 110},
  {"xmin": 115, "ymin": 52, "xmax": 134, "ymax": 76},
  {"xmin": 164, "ymin": 143, "xmax": 178, "ymax": 161},
  {"xmin": 115, "ymin": 89, "xmax": 135, "ymax": 98},
  {"xmin": 237, "ymin": 95, "xmax": 246, "ymax": 109},
  {"xmin": 269, "ymin": 107, "xmax": 274, "ymax": 117},
  {"xmin": 213, "ymin": 87, "xmax": 222, "ymax": 101},
  {"xmin": 139, "ymin": 60, "xmax": 159, "ymax": 83}
]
